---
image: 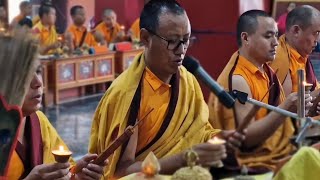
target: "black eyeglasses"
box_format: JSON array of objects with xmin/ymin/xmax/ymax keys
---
[{"xmin": 147, "ymin": 29, "xmax": 190, "ymax": 50}]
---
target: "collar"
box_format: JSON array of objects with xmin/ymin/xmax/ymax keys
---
[
  {"xmin": 288, "ymin": 45, "xmax": 308, "ymax": 63},
  {"xmin": 70, "ymin": 24, "xmax": 86, "ymax": 32},
  {"xmin": 238, "ymin": 55, "xmax": 268, "ymax": 79},
  {"xmin": 144, "ymin": 67, "xmax": 171, "ymax": 91}
]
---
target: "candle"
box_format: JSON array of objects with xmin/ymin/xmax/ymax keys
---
[
  {"xmin": 52, "ymin": 145, "xmax": 72, "ymax": 163},
  {"xmin": 304, "ymin": 82, "xmax": 313, "ymax": 92},
  {"xmin": 57, "ymin": 36, "xmax": 63, "ymax": 42},
  {"xmin": 208, "ymin": 137, "xmax": 226, "ymax": 145},
  {"xmin": 208, "ymin": 137, "xmax": 226, "ymax": 168}
]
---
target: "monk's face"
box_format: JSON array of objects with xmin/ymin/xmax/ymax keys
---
[
  {"xmin": 295, "ymin": 17, "xmax": 320, "ymax": 57},
  {"xmin": 103, "ymin": 12, "xmax": 116, "ymax": 28},
  {"xmin": 0, "ymin": 7, "xmax": 6, "ymax": 20},
  {"xmin": 247, "ymin": 16, "xmax": 278, "ymax": 63},
  {"xmin": 22, "ymin": 66, "xmax": 43, "ymax": 117},
  {"xmin": 145, "ymin": 11, "xmax": 191, "ymax": 76},
  {"xmin": 73, "ymin": 8, "xmax": 86, "ymax": 26},
  {"xmin": 23, "ymin": 5, "xmax": 32, "ymax": 16},
  {"xmin": 44, "ymin": 8, "xmax": 56, "ymax": 26}
]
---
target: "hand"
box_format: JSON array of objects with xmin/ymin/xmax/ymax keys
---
[
  {"xmin": 219, "ymin": 130, "xmax": 246, "ymax": 151},
  {"xmin": 191, "ymin": 142, "xmax": 226, "ymax": 167},
  {"xmin": 282, "ymin": 92, "xmax": 298, "ymax": 112},
  {"xmin": 50, "ymin": 41, "xmax": 62, "ymax": 50},
  {"xmin": 305, "ymin": 94, "xmax": 313, "ymax": 114},
  {"xmin": 316, "ymin": 102, "xmax": 320, "ymax": 115},
  {"xmin": 75, "ymin": 154, "xmax": 108, "ymax": 180},
  {"xmin": 24, "ymin": 163, "xmax": 70, "ymax": 180}
]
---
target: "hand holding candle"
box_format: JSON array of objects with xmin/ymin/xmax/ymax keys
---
[
  {"xmin": 52, "ymin": 145, "xmax": 72, "ymax": 163},
  {"xmin": 207, "ymin": 137, "xmax": 226, "ymax": 168}
]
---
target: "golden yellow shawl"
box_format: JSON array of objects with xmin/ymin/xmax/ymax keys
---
[
  {"xmin": 274, "ymin": 147, "xmax": 320, "ymax": 180},
  {"xmin": 208, "ymin": 51, "xmax": 294, "ymax": 171},
  {"xmin": 7, "ymin": 111, "xmax": 74, "ymax": 179},
  {"xmin": 32, "ymin": 21, "xmax": 58, "ymax": 47},
  {"xmin": 89, "ymin": 53, "xmax": 220, "ymax": 179}
]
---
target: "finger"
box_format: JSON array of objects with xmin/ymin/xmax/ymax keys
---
[
  {"xmin": 82, "ymin": 167, "xmax": 102, "ymax": 180},
  {"xmin": 39, "ymin": 163, "xmax": 70, "ymax": 173},
  {"xmin": 87, "ymin": 163, "xmax": 104, "ymax": 174},
  {"xmin": 199, "ymin": 143, "xmax": 225, "ymax": 151},
  {"xmin": 82, "ymin": 154, "xmax": 99, "ymax": 163},
  {"xmin": 231, "ymin": 132, "xmax": 246, "ymax": 141},
  {"xmin": 200, "ymin": 151, "xmax": 227, "ymax": 164},
  {"xmin": 43, "ymin": 169, "xmax": 69, "ymax": 179},
  {"xmin": 306, "ymin": 102, "xmax": 313, "ymax": 108}
]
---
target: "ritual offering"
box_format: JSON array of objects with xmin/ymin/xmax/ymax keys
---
[
  {"xmin": 52, "ymin": 145, "xmax": 72, "ymax": 163},
  {"xmin": 172, "ymin": 149, "xmax": 212, "ymax": 180}
]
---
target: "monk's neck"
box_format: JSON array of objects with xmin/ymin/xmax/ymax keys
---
[
  {"xmin": 19, "ymin": 13, "xmax": 27, "ymax": 18},
  {"xmin": 41, "ymin": 21, "xmax": 52, "ymax": 28},
  {"xmin": 146, "ymin": 65, "xmax": 172, "ymax": 84},
  {"xmin": 285, "ymin": 35, "xmax": 307, "ymax": 58},
  {"xmin": 74, "ymin": 23, "xmax": 84, "ymax": 29},
  {"xmin": 239, "ymin": 49, "xmax": 265, "ymax": 72}
]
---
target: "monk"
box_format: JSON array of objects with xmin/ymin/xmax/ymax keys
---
[
  {"xmin": 271, "ymin": 6, "xmax": 320, "ymax": 98},
  {"xmin": 277, "ymin": 2, "xmax": 296, "ymax": 36},
  {"xmin": 32, "ymin": 4, "xmax": 61, "ymax": 55},
  {"xmin": 32, "ymin": 0, "xmax": 53, "ymax": 26},
  {"xmin": 10, "ymin": 1, "xmax": 32, "ymax": 28},
  {"xmin": 7, "ymin": 64, "xmax": 106, "ymax": 179},
  {"xmin": 67, "ymin": 5, "xmax": 97, "ymax": 50},
  {"xmin": 208, "ymin": 10, "xmax": 312, "ymax": 173},
  {"xmin": 128, "ymin": 0, "xmax": 151, "ymax": 41},
  {"xmin": 94, "ymin": 9, "xmax": 125, "ymax": 44},
  {"xmin": 89, "ymin": 0, "xmax": 245, "ymax": 179}
]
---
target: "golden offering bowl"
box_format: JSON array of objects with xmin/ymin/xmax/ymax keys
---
[{"xmin": 52, "ymin": 146, "xmax": 72, "ymax": 163}]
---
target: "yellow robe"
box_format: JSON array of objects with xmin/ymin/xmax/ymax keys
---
[
  {"xmin": 94, "ymin": 22, "xmax": 122, "ymax": 44},
  {"xmin": 32, "ymin": 21, "xmax": 60, "ymax": 55},
  {"xmin": 7, "ymin": 111, "xmax": 74, "ymax": 179},
  {"xmin": 89, "ymin": 53, "xmax": 220, "ymax": 179},
  {"xmin": 274, "ymin": 147, "xmax": 320, "ymax": 180},
  {"xmin": 270, "ymin": 35, "xmax": 320, "ymax": 92},
  {"xmin": 208, "ymin": 51, "xmax": 294, "ymax": 171},
  {"xmin": 129, "ymin": 18, "xmax": 140, "ymax": 40}
]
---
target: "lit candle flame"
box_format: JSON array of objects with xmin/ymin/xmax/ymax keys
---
[
  {"xmin": 208, "ymin": 137, "xmax": 226, "ymax": 145},
  {"xmin": 59, "ymin": 145, "xmax": 64, "ymax": 151},
  {"xmin": 120, "ymin": 25, "xmax": 125, "ymax": 30}
]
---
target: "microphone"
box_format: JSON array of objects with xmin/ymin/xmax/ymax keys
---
[{"xmin": 183, "ymin": 56, "xmax": 235, "ymax": 108}]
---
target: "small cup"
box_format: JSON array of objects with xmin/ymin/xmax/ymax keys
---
[{"xmin": 52, "ymin": 146, "xmax": 72, "ymax": 163}]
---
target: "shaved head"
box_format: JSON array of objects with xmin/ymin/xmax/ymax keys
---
[
  {"xmin": 103, "ymin": 8, "xmax": 116, "ymax": 17},
  {"xmin": 237, "ymin": 10, "xmax": 271, "ymax": 47},
  {"xmin": 102, "ymin": 9, "xmax": 117, "ymax": 28},
  {"xmin": 286, "ymin": 5, "xmax": 320, "ymax": 31}
]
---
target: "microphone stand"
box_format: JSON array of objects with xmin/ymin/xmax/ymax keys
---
[{"xmin": 231, "ymin": 90, "xmax": 320, "ymax": 145}]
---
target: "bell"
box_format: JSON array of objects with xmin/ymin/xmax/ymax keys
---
[{"xmin": 172, "ymin": 149, "xmax": 212, "ymax": 180}]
